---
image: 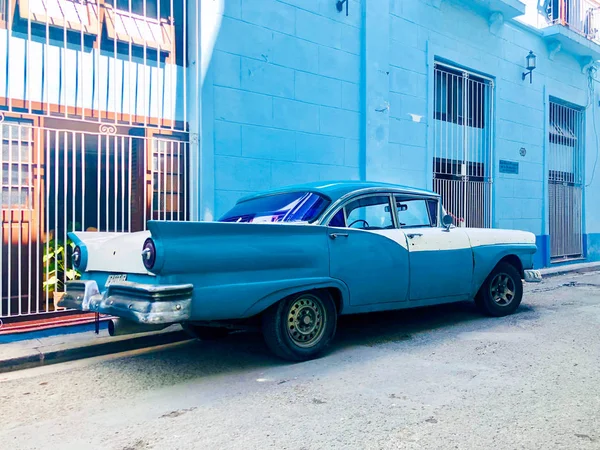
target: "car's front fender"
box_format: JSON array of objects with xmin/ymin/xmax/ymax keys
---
[{"xmin": 471, "ymin": 243, "xmax": 537, "ymax": 294}]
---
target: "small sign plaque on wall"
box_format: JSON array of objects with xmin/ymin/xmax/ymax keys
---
[{"xmin": 499, "ymin": 160, "xmax": 519, "ymax": 174}]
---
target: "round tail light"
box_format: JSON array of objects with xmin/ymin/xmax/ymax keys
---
[
  {"xmin": 72, "ymin": 246, "xmax": 82, "ymax": 269},
  {"xmin": 142, "ymin": 238, "xmax": 156, "ymax": 270}
]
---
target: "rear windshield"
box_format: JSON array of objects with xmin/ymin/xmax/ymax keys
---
[{"xmin": 219, "ymin": 192, "xmax": 330, "ymax": 224}]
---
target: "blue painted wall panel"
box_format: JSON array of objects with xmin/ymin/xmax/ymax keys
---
[
  {"xmin": 319, "ymin": 107, "xmax": 361, "ymax": 139},
  {"xmin": 216, "ymin": 17, "xmax": 274, "ymax": 61},
  {"xmin": 214, "ymin": 156, "xmax": 272, "ymax": 192},
  {"xmin": 587, "ymin": 234, "xmax": 600, "ymax": 262},
  {"xmin": 271, "ymin": 34, "xmax": 320, "ymax": 73},
  {"xmin": 213, "ymin": 51, "xmax": 241, "ymax": 89},
  {"xmin": 241, "ymin": 125, "xmax": 296, "ymax": 162},
  {"xmin": 344, "ymin": 139, "xmax": 361, "ymax": 167},
  {"xmin": 214, "ymin": 87, "xmax": 273, "ymax": 127},
  {"xmin": 273, "ymin": 98, "xmax": 320, "ymax": 133},
  {"xmin": 223, "ymin": 0, "xmax": 242, "ymax": 18},
  {"xmin": 534, "ymin": 235, "xmax": 550, "ymax": 268},
  {"xmin": 241, "ymin": 0, "xmax": 296, "ymax": 35},
  {"xmin": 214, "ymin": 121, "xmax": 242, "ymax": 156},
  {"xmin": 341, "ymin": 82, "xmax": 360, "ymax": 111},
  {"xmin": 295, "ymin": 72, "xmax": 342, "ymax": 108},
  {"xmin": 241, "ymin": 58, "xmax": 295, "ymax": 98},
  {"xmin": 296, "ymin": 9, "xmax": 343, "ymax": 49},
  {"xmin": 317, "ymin": 47, "xmax": 361, "ymax": 84},
  {"xmin": 389, "ymin": 67, "xmax": 427, "ymax": 97},
  {"xmin": 296, "ymin": 133, "xmax": 345, "ymax": 166}
]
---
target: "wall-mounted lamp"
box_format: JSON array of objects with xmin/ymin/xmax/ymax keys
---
[
  {"xmin": 336, "ymin": 0, "xmax": 348, "ymax": 16},
  {"xmin": 522, "ymin": 51, "xmax": 536, "ymax": 84}
]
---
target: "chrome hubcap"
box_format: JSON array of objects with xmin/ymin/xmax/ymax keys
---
[
  {"xmin": 490, "ymin": 273, "xmax": 516, "ymax": 306},
  {"xmin": 286, "ymin": 295, "xmax": 325, "ymax": 348}
]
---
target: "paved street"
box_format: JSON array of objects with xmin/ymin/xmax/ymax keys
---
[{"xmin": 1, "ymin": 271, "xmax": 599, "ymax": 450}]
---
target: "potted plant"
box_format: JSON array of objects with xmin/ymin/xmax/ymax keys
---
[{"xmin": 43, "ymin": 225, "xmax": 81, "ymax": 308}]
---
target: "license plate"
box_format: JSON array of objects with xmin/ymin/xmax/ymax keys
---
[{"xmin": 105, "ymin": 274, "xmax": 127, "ymax": 287}]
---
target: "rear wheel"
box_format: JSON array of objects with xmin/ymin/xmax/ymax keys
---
[
  {"xmin": 183, "ymin": 324, "xmax": 230, "ymax": 341},
  {"xmin": 262, "ymin": 291, "xmax": 337, "ymax": 361},
  {"xmin": 475, "ymin": 262, "xmax": 523, "ymax": 317}
]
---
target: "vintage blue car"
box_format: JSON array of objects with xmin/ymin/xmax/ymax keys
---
[{"xmin": 59, "ymin": 181, "xmax": 541, "ymax": 361}]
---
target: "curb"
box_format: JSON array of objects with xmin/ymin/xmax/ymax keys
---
[
  {"xmin": 539, "ymin": 262, "xmax": 600, "ymax": 278},
  {"xmin": 0, "ymin": 329, "xmax": 191, "ymax": 374}
]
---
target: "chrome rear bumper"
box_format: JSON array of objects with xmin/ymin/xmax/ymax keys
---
[{"xmin": 58, "ymin": 280, "xmax": 193, "ymax": 324}]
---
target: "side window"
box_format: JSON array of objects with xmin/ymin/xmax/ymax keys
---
[
  {"xmin": 427, "ymin": 199, "xmax": 439, "ymax": 226},
  {"xmin": 395, "ymin": 197, "xmax": 434, "ymax": 228},
  {"xmin": 329, "ymin": 209, "xmax": 346, "ymax": 227},
  {"xmin": 344, "ymin": 195, "xmax": 394, "ymax": 229}
]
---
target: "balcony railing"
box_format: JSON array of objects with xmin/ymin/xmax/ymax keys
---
[
  {"xmin": 0, "ymin": 0, "xmax": 188, "ymax": 130},
  {"xmin": 546, "ymin": 0, "xmax": 600, "ymax": 42}
]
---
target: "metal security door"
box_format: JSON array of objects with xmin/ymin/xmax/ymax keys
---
[
  {"xmin": 548, "ymin": 100, "xmax": 584, "ymax": 261},
  {"xmin": 0, "ymin": 123, "xmax": 190, "ymax": 319},
  {"xmin": 432, "ymin": 63, "xmax": 493, "ymax": 228},
  {"xmin": 1, "ymin": 118, "xmax": 44, "ymax": 318}
]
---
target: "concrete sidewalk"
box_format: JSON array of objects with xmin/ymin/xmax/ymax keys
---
[
  {"xmin": 0, "ymin": 261, "xmax": 598, "ymax": 374},
  {"xmin": 539, "ymin": 261, "xmax": 600, "ymax": 277}
]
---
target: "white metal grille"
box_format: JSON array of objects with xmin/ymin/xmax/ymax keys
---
[
  {"xmin": 0, "ymin": 120, "xmax": 190, "ymax": 318},
  {"xmin": 433, "ymin": 63, "xmax": 494, "ymax": 228},
  {"xmin": 548, "ymin": 100, "xmax": 584, "ymax": 260},
  {"xmin": 0, "ymin": 0, "xmax": 188, "ymax": 130}
]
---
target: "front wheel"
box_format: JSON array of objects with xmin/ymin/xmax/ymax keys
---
[
  {"xmin": 262, "ymin": 291, "xmax": 337, "ymax": 361},
  {"xmin": 475, "ymin": 262, "xmax": 523, "ymax": 317}
]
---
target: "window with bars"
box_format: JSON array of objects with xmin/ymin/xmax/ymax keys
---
[
  {"xmin": 434, "ymin": 65, "xmax": 487, "ymax": 129},
  {"xmin": 12, "ymin": 0, "xmax": 185, "ymax": 64},
  {"xmin": 18, "ymin": 0, "xmax": 100, "ymax": 34},
  {"xmin": 548, "ymin": 100, "xmax": 584, "ymax": 185},
  {"xmin": 104, "ymin": 0, "xmax": 175, "ymax": 53},
  {"xmin": 549, "ymin": 103, "xmax": 578, "ymax": 147},
  {"xmin": 1, "ymin": 121, "xmax": 34, "ymax": 209},
  {"xmin": 433, "ymin": 157, "xmax": 486, "ymax": 181}
]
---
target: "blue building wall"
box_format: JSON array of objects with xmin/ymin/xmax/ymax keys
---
[
  {"xmin": 197, "ymin": 0, "xmax": 600, "ymax": 268},
  {"xmin": 207, "ymin": 0, "xmax": 363, "ymax": 218}
]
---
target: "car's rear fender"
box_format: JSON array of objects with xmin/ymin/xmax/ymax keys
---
[
  {"xmin": 143, "ymin": 220, "xmax": 337, "ymax": 321},
  {"xmin": 238, "ymin": 278, "xmax": 349, "ymax": 318}
]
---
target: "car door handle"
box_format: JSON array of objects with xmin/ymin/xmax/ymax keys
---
[
  {"xmin": 329, "ymin": 233, "xmax": 349, "ymax": 240},
  {"xmin": 406, "ymin": 233, "xmax": 423, "ymax": 239}
]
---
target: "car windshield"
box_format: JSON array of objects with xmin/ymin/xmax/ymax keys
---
[{"xmin": 219, "ymin": 191, "xmax": 330, "ymax": 224}]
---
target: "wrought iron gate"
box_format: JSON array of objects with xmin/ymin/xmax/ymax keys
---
[
  {"xmin": 1, "ymin": 120, "xmax": 190, "ymax": 319},
  {"xmin": 548, "ymin": 100, "xmax": 584, "ymax": 261},
  {"xmin": 432, "ymin": 63, "xmax": 494, "ymax": 228}
]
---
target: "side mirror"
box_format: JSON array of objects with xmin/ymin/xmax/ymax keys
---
[{"xmin": 442, "ymin": 214, "xmax": 453, "ymax": 230}]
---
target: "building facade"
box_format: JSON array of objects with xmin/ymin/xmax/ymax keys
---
[
  {"xmin": 2, "ymin": 0, "xmax": 600, "ymax": 320},
  {"xmin": 196, "ymin": 0, "xmax": 600, "ymax": 269}
]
